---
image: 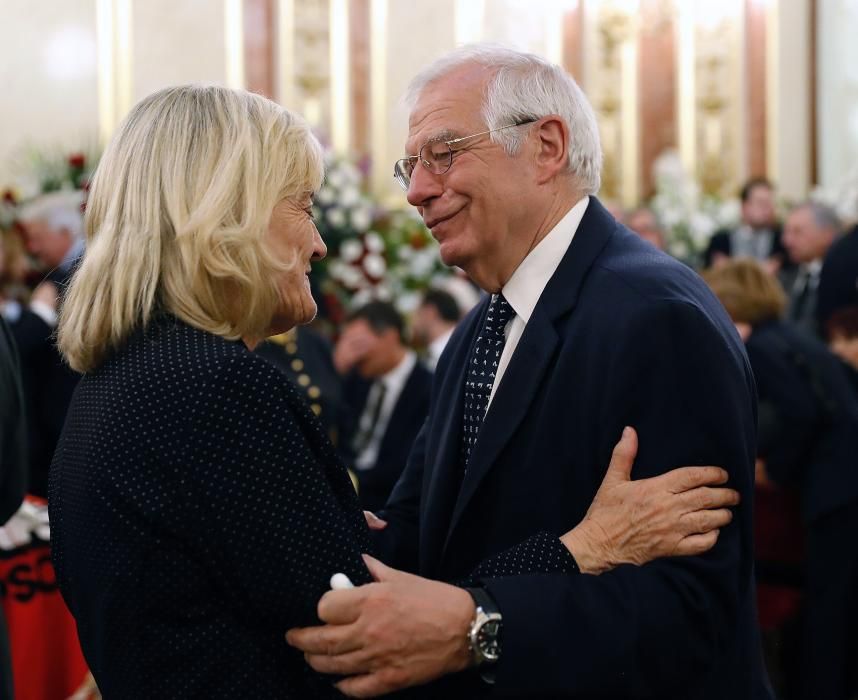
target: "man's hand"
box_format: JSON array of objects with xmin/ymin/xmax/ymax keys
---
[
  {"xmin": 333, "ymin": 325, "xmax": 377, "ymax": 375},
  {"xmin": 754, "ymin": 458, "xmax": 772, "ymax": 489},
  {"xmin": 562, "ymin": 427, "xmax": 740, "ymax": 574},
  {"xmin": 286, "ymin": 554, "xmax": 474, "ymax": 698}
]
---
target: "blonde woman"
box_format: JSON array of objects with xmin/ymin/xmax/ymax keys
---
[{"xmin": 49, "ymin": 86, "xmax": 736, "ymax": 698}]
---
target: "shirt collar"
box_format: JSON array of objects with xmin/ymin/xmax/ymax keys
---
[
  {"xmin": 429, "ymin": 327, "xmax": 454, "ymax": 357},
  {"xmin": 379, "ymin": 350, "xmax": 416, "ymax": 391},
  {"xmin": 502, "ymin": 196, "xmax": 589, "ymax": 323},
  {"xmin": 802, "ymin": 259, "xmax": 824, "ymax": 276}
]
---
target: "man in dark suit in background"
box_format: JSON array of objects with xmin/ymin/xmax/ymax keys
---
[
  {"xmin": 0, "ymin": 317, "xmax": 27, "ymax": 700},
  {"xmin": 334, "ymin": 301, "xmax": 432, "ymax": 512},
  {"xmin": 816, "ymin": 222, "xmax": 858, "ymax": 333},
  {"xmin": 704, "ymin": 177, "xmax": 787, "ymax": 272},
  {"xmin": 10, "ymin": 191, "xmax": 84, "ymax": 497},
  {"xmin": 289, "ymin": 45, "xmax": 767, "ymax": 699},
  {"xmin": 780, "ymin": 201, "xmax": 841, "ymax": 337}
]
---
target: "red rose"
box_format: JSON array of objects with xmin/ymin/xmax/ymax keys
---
[
  {"xmin": 2, "ymin": 189, "xmax": 16, "ymax": 204},
  {"xmin": 68, "ymin": 153, "xmax": 86, "ymax": 169}
]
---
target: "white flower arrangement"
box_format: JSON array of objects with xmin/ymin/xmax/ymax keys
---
[
  {"xmin": 314, "ymin": 152, "xmax": 452, "ymax": 317},
  {"xmin": 649, "ymin": 150, "xmax": 740, "ymax": 265},
  {"xmin": 811, "ymin": 164, "xmax": 858, "ymax": 227}
]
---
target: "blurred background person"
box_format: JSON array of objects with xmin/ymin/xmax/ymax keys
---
[
  {"xmin": 816, "ymin": 221, "xmax": 858, "ymax": 335},
  {"xmin": 17, "ymin": 190, "xmax": 85, "ymax": 289},
  {"xmin": 625, "ymin": 205, "xmax": 666, "ymax": 250},
  {"xmin": 824, "ymin": 305, "xmax": 858, "ymax": 395},
  {"xmin": 705, "ymin": 259, "xmax": 858, "ymax": 700},
  {"xmin": 0, "ymin": 316, "xmax": 27, "ymax": 700},
  {"xmin": 704, "ymin": 177, "xmax": 787, "ymax": 272},
  {"xmin": 0, "ymin": 230, "xmax": 31, "ymax": 318},
  {"xmin": 333, "ymin": 300, "xmax": 431, "ymax": 511},
  {"xmin": 411, "ymin": 287, "xmax": 462, "ymax": 369},
  {"xmin": 780, "ymin": 201, "xmax": 841, "ymax": 336},
  {"xmin": 8, "ymin": 191, "xmax": 85, "ymax": 497}
]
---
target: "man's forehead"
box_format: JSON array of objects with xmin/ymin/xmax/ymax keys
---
[{"xmin": 405, "ymin": 102, "xmax": 479, "ymax": 151}]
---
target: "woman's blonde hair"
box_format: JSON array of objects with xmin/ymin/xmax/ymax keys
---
[
  {"xmin": 702, "ymin": 258, "xmax": 786, "ymax": 326},
  {"xmin": 59, "ymin": 85, "xmax": 323, "ymax": 373}
]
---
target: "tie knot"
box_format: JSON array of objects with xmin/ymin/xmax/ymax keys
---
[{"xmin": 484, "ymin": 294, "xmax": 514, "ymax": 337}]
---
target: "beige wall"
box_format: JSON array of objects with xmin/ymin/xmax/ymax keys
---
[
  {"xmin": 132, "ymin": 0, "xmax": 230, "ymax": 103},
  {"xmin": 0, "ymin": 0, "xmax": 99, "ymax": 189},
  {"xmin": 0, "ymin": 0, "xmax": 231, "ymax": 192},
  {"xmin": 817, "ymin": 0, "xmax": 858, "ymax": 192},
  {"xmin": 2, "ymin": 0, "xmax": 844, "ymax": 204}
]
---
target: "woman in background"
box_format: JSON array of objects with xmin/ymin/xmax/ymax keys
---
[{"xmin": 706, "ymin": 259, "xmax": 858, "ymax": 700}]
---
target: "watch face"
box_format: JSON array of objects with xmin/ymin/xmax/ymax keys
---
[{"xmin": 477, "ymin": 619, "xmax": 501, "ymax": 661}]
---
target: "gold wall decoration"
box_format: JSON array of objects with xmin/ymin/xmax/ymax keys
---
[
  {"xmin": 96, "ymin": 0, "xmax": 133, "ymax": 145},
  {"xmin": 689, "ymin": 1, "xmax": 745, "ymax": 198},
  {"xmin": 589, "ymin": 0, "xmax": 639, "ymax": 206},
  {"xmin": 293, "ymin": 0, "xmax": 331, "ymax": 130}
]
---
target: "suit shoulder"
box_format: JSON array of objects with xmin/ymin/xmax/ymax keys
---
[
  {"xmin": 102, "ymin": 316, "xmax": 288, "ymax": 401},
  {"xmin": 595, "ymin": 236, "xmax": 715, "ymax": 308}
]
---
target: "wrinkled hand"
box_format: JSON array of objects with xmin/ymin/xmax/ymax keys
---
[
  {"xmin": 363, "ymin": 511, "xmax": 387, "ymax": 531},
  {"xmin": 286, "ymin": 554, "xmax": 474, "ymax": 698},
  {"xmin": 561, "ymin": 427, "xmax": 739, "ymax": 574}
]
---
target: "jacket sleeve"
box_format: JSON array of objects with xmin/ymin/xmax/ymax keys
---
[
  {"xmin": 746, "ymin": 330, "xmax": 824, "ymax": 484},
  {"xmin": 185, "ymin": 355, "xmax": 372, "ymax": 629},
  {"xmin": 482, "ymin": 299, "xmax": 758, "ymax": 697},
  {"xmin": 372, "ymin": 419, "xmax": 425, "ymax": 573}
]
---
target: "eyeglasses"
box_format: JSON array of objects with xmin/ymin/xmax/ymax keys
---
[{"xmin": 393, "ymin": 119, "xmax": 537, "ymax": 191}]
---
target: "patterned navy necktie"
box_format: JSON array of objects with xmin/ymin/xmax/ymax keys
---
[{"xmin": 461, "ymin": 294, "xmax": 514, "ymax": 471}]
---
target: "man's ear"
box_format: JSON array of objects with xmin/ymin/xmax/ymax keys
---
[{"xmin": 532, "ymin": 115, "xmax": 569, "ymax": 185}]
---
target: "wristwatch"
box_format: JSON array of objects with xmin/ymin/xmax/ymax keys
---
[{"xmin": 466, "ymin": 587, "xmax": 503, "ymax": 666}]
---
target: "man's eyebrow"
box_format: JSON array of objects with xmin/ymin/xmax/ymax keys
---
[{"xmin": 404, "ymin": 128, "xmax": 460, "ymax": 155}]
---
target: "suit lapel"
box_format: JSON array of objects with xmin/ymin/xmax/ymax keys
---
[{"xmin": 441, "ymin": 198, "xmax": 618, "ymax": 554}]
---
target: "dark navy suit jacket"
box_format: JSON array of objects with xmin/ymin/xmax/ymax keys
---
[
  {"xmin": 748, "ymin": 320, "xmax": 858, "ymax": 523},
  {"xmin": 376, "ymin": 199, "xmax": 772, "ymax": 699}
]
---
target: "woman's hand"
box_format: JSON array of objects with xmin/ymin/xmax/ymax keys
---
[{"xmin": 561, "ymin": 427, "xmax": 740, "ymax": 574}]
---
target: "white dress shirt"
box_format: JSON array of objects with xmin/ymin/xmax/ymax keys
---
[
  {"xmin": 487, "ymin": 196, "xmax": 590, "ymax": 409},
  {"xmin": 354, "ymin": 350, "xmax": 417, "ymax": 470},
  {"xmin": 426, "ymin": 327, "xmax": 454, "ymax": 370}
]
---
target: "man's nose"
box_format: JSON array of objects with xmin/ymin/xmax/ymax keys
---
[{"xmin": 406, "ymin": 160, "xmax": 443, "ymax": 208}]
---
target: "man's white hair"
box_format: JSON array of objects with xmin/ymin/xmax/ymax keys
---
[
  {"xmin": 404, "ymin": 43, "xmax": 602, "ymax": 195},
  {"xmin": 18, "ymin": 190, "xmax": 86, "ymax": 240}
]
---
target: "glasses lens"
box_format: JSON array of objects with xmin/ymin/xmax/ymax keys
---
[
  {"xmin": 421, "ymin": 141, "xmax": 452, "ymax": 175},
  {"xmin": 394, "ymin": 158, "xmax": 413, "ymax": 190}
]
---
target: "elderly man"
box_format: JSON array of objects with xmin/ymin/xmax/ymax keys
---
[
  {"xmin": 781, "ymin": 201, "xmax": 841, "ymax": 336},
  {"xmin": 289, "ymin": 45, "xmax": 767, "ymax": 699},
  {"xmin": 11, "ymin": 191, "xmax": 84, "ymax": 497}
]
